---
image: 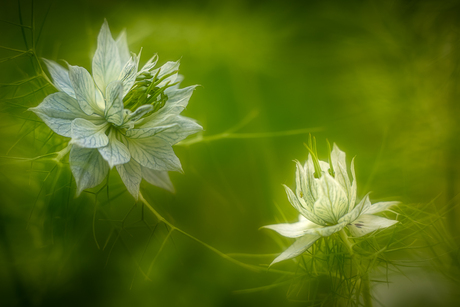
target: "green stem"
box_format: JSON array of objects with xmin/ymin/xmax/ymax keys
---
[{"xmin": 339, "ymin": 229, "xmax": 373, "ymax": 307}]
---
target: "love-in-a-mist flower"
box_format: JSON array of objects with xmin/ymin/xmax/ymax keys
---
[
  {"xmin": 30, "ymin": 20, "xmax": 202, "ymax": 199},
  {"xmin": 263, "ymin": 141, "xmax": 399, "ymax": 265}
]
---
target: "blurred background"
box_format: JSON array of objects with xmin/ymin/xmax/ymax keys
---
[{"xmin": 1, "ymin": 0, "xmax": 460, "ymax": 306}]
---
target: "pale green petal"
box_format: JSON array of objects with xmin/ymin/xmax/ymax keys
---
[
  {"xmin": 115, "ymin": 30, "xmax": 130, "ymax": 67},
  {"xmin": 365, "ymin": 201, "xmax": 400, "ymax": 215},
  {"xmin": 124, "ymin": 136, "xmax": 182, "ymax": 172},
  {"xmin": 305, "ymin": 155, "xmax": 319, "ymax": 201},
  {"xmin": 42, "ymin": 58, "xmax": 75, "ymax": 98},
  {"xmin": 118, "ymin": 52, "xmax": 139, "ymax": 96},
  {"xmin": 338, "ymin": 193, "xmax": 371, "ymax": 224},
  {"xmin": 152, "ymin": 60, "xmax": 180, "ymax": 88},
  {"xmin": 283, "ymin": 185, "xmax": 327, "ymax": 226},
  {"xmin": 126, "ymin": 124, "xmax": 177, "ymax": 139},
  {"xmin": 154, "ymin": 116, "xmax": 203, "ymax": 145},
  {"xmin": 125, "ymin": 104, "xmax": 153, "ymax": 124},
  {"xmin": 71, "ymin": 118, "xmax": 109, "ymax": 148},
  {"xmin": 270, "ymin": 234, "xmax": 320, "ymax": 266},
  {"xmin": 347, "ymin": 214, "xmax": 398, "ymax": 237},
  {"xmin": 142, "ymin": 167, "xmax": 175, "ymax": 193},
  {"xmin": 104, "ymin": 81, "xmax": 124, "ymax": 126},
  {"xmin": 68, "ymin": 65, "xmax": 100, "ymax": 115},
  {"xmin": 92, "ymin": 20, "xmax": 121, "ymax": 93},
  {"xmin": 306, "ymin": 222, "xmax": 346, "ymax": 237},
  {"xmin": 262, "ymin": 215, "xmax": 318, "ymax": 238},
  {"xmin": 98, "ymin": 130, "xmax": 130, "ymax": 168},
  {"xmin": 30, "ymin": 92, "xmax": 89, "ymax": 137},
  {"xmin": 70, "ymin": 146, "xmax": 109, "ymax": 196},
  {"xmin": 138, "ymin": 54, "xmax": 158, "ymax": 74},
  {"xmin": 313, "ymin": 173, "xmax": 348, "ymax": 224},
  {"xmin": 331, "ymin": 143, "xmax": 352, "ymax": 209},
  {"xmin": 348, "ymin": 158, "xmax": 357, "ymax": 212},
  {"xmin": 116, "ymin": 159, "xmax": 142, "ymax": 200}
]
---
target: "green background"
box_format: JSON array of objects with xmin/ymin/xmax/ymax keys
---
[{"xmin": 1, "ymin": 0, "xmax": 459, "ymax": 306}]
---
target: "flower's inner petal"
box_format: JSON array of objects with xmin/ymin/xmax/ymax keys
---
[
  {"xmin": 92, "ymin": 20, "xmax": 121, "ymax": 94},
  {"xmin": 123, "ymin": 136, "xmax": 182, "ymax": 172},
  {"xmin": 270, "ymin": 234, "xmax": 321, "ymax": 266},
  {"xmin": 125, "ymin": 104, "xmax": 154, "ymax": 124},
  {"xmin": 347, "ymin": 214, "xmax": 398, "ymax": 237},
  {"xmin": 116, "ymin": 159, "xmax": 142, "ymax": 200},
  {"xmin": 71, "ymin": 118, "xmax": 110, "ymax": 148},
  {"xmin": 141, "ymin": 167, "xmax": 175, "ymax": 193},
  {"xmin": 283, "ymin": 184, "xmax": 327, "ymax": 226},
  {"xmin": 313, "ymin": 173, "xmax": 348, "ymax": 223},
  {"xmin": 331, "ymin": 144, "xmax": 352, "ymax": 211},
  {"xmin": 349, "ymin": 157, "xmax": 357, "ymax": 212},
  {"xmin": 98, "ymin": 130, "xmax": 130, "ymax": 168},
  {"xmin": 69, "ymin": 65, "xmax": 100, "ymax": 116},
  {"xmin": 118, "ymin": 52, "xmax": 140, "ymax": 96},
  {"xmin": 42, "ymin": 58, "xmax": 76, "ymax": 98},
  {"xmin": 105, "ymin": 81, "xmax": 124, "ymax": 126},
  {"xmin": 365, "ymin": 201, "xmax": 400, "ymax": 215},
  {"xmin": 69, "ymin": 146, "xmax": 109, "ymax": 196},
  {"xmin": 30, "ymin": 92, "xmax": 88, "ymax": 137},
  {"xmin": 338, "ymin": 193, "xmax": 371, "ymax": 224},
  {"xmin": 151, "ymin": 60, "xmax": 180, "ymax": 88}
]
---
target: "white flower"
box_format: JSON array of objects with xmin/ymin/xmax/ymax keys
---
[
  {"xmin": 263, "ymin": 143, "xmax": 399, "ymax": 265},
  {"xmin": 30, "ymin": 20, "xmax": 202, "ymax": 200}
]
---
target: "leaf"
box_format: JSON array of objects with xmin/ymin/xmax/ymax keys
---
[
  {"xmin": 92, "ymin": 20, "xmax": 121, "ymax": 94},
  {"xmin": 71, "ymin": 118, "xmax": 109, "ymax": 148},
  {"xmin": 70, "ymin": 146, "xmax": 109, "ymax": 196},
  {"xmin": 42, "ymin": 58, "xmax": 76, "ymax": 98},
  {"xmin": 116, "ymin": 159, "xmax": 142, "ymax": 200}
]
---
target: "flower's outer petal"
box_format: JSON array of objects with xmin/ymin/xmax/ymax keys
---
[
  {"xmin": 314, "ymin": 173, "xmax": 348, "ymax": 224},
  {"xmin": 331, "ymin": 144, "xmax": 352, "ymax": 210},
  {"xmin": 141, "ymin": 85, "xmax": 197, "ymax": 126},
  {"xmin": 262, "ymin": 216, "xmax": 318, "ymax": 238},
  {"xmin": 152, "ymin": 60, "xmax": 180, "ymax": 88},
  {"xmin": 270, "ymin": 234, "xmax": 320, "ymax": 266},
  {"xmin": 154, "ymin": 116, "xmax": 203, "ymax": 145},
  {"xmin": 126, "ymin": 124, "xmax": 177, "ymax": 139},
  {"xmin": 339, "ymin": 193, "xmax": 371, "ymax": 224},
  {"xmin": 347, "ymin": 214, "xmax": 398, "ymax": 237},
  {"xmin": 306, "ymin": 222, "xmax": 346, "ymax": 237},
  {"xmin": 294, "ymin": 160, "xmax": 309, "ymax": 205},
  {"xmin": 349, "ymin": 158, "xmax": 357, "ymax": 212},
  {"xmin": 70, "ymin": 146, "xmax": 109, "ymax": 196},
  {"xmin": 71, "ymin": 118, "xmax": 109, "ymax": 148},
  {"xmin": 92, "ymin": 20, "xmax": 121, "ymax": 94},
  {"xmin": 365, "ymin": 201, "xmax": 400, "ymax": 215},
  {"xmin": 138, "ymin": 54, "xmax": 158, "ymax": 74},
  {"xmin": 125, "ymin": 105, "xmax": 153, "ymax": 123},
  {"xmin": 30, "ymin": 92, "xmax": 88, "ymax": 137},
  {"xmin": 68, "ymin": 65, "xmax": 99, "ymax": 116},
  {"xmin": 283, "ymin": 185, "xmax": 327, "ymax": 226},
  {"xmin": 105, "ymin": 81, "xmax": 124, "ymax": 126},
  {"xmin": 42, "ymin": 58, "xmax": 76, "ymax": 98},
  {"xmin": 116, "ymin": 159, "xmax": 142, "ymax": 200},
  {"xmin": 118, "ymin": 53, "xmax": 139, "ymax": 96},
  {"xmin": 142, "ymin": 167, "xmax": 175, "ymax": 193},
  {"xmin": 115, "ymin": 30, "xmax": 130, "ymax": 67},
  {"xmin": 305, "ymin": 155, "xmax": 319, "ymax": 201},
  {"xmin": 124, "ymin": 136, "xmax": 182, "ymax": 172},
  {"xmin": 98, "ymin": 131, "xmax": 130, "ymax": 168}
]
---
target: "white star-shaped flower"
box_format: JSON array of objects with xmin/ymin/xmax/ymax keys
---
[
  {"xmin": 263, "ymin": 143, "xmax": 399, "ymax": 265},
  {"xmin": 30, "ymin": 20, "xmax": 202, "ymax": 199}
]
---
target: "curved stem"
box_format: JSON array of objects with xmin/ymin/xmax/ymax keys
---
[{"xmin": 138, "ymin": 192, "xmax": 293, "ymax": 275}]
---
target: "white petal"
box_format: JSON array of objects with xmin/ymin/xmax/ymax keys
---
[
  {"xmin": 98, "ymin": 130, "xmax": 130, "ymax": 168},
  {"xmin": 331, "ymin": 144, "xmax": 352, "ymax": 208},
  {"xmin": 123, "ymin": 136, "xmax": 182, "ymax": 172},
  {"xmin": 262, "ymin": 216, "xmax": 318, "ymax": 238},
  {"xmin": 104, "ymin": 81, "xmax": 124, "ymax": 126},
  {"xmin": 30, "ymin": 92, "xmax": 89, "ymax": 137},
  {"xmin": 115, "ymin": 30, "xmax": 131, "ymax": 67},
  {"xmin": 125, "ymin": 124, "xmax": 177, "ymax": 139},
  {"xmin": 151, "ymin": 60, "xmax": 180, "ymax": 88},
  {"xmin": 142, "ymin": 167, "xmax": 175, "ymax": 193},
  {"xmin": 270, "ymin": 234, "xmax": 320, "ymax": 266},
  {"xmin": 68, "ymin": 65, "xmax": 99, "ymax": 116},
  {"xmin": 349, "ymin": 157, "xmax": 357, "ymax": 212},
  {"xmin": 42, "ymin": 58, "xmax": 76, "ymax": 98},
  {"xmin": 154, "ymin": 116, "xmax": 203, "ymax": 145},
  {"xmin": 92, "ymin": 20, "xmax": 121, "ymax": 93},
  {"xmin": 71, "ymin": 118, "xmax": 109, "ymax": 148},
  {"xmin": 138, "ymin": 54, "xmax": 158, "ymax": 74},
  {"xmin": 339, "ymin": 193, "xmax": 371, "ymax": 224},
  {"xmin": 70, "ymin": 146, "xmax": 109, "ymax": 196},
  {"xmin": 283, "ymin": 184, "xmax": 327, "ymax": 226},
  {"xmin": 347, "ymin": 214, "xmax": 398, "ymax": 237},
  {"xmin": 116, "ymin": 159, "xmax": 142, "ymax": 200},
  {"xmin": 118, "ymin": 53, "xmax": 140, "ymax": 96},
  {"xmin": 125, "ymin": 104, "xmax": 153, "ymax": 123},
  {"xmin": 313, "ymin": 173, "xmax": 349, "ymax": 224},
  {"xmin": 365, "ymin": 201, "xmax": 400, "ymax": 215}
]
